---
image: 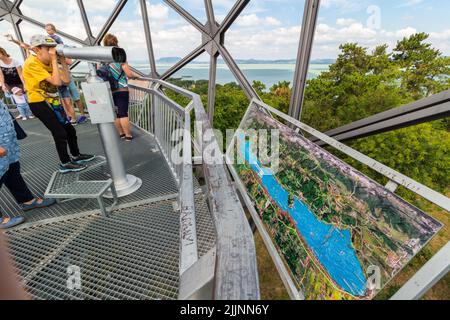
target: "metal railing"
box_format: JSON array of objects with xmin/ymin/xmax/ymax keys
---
[{"xmin": 128, "ymin": 79, "xmax": 259, "ymax": 300}]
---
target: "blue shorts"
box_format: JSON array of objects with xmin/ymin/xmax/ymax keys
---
[{"xmin": 58, "ymin": 79, "xmax": 80, "ymax": 101}]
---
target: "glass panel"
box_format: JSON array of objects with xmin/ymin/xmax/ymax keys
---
[
  {"xmin": 105, "ymin": 0, "xmax": 150, "ymax": 70},
  {"xmin": 211, "ymin": 0, "xmax": 235, "ymax": 24},
  {"xmin": 175, "ymin": 0, "xmax": 207, "ymax": 24},
  {"xmin": 83, "ymin": 0, "xmax": 120, "ymax": 37},
  {"xmin": 225, "ymin": 0, "xmax": 305, "ymax": 95},
  {"xmin": 19, "ymin": 0, "xmax": 87, "ymax": 40},
  {"xmin": 304, "ymin": 0, "xmax": 450, "ymax": 132},
  {"xmin": 147, "ymin": 1, "xmax": 202, "ymax": 76},
  {"xmin": 0, "ymin": 21, "xmax": 23, "ymax": 63}
]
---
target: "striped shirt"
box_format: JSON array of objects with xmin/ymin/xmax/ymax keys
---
[{"xmin": 109, "ymin": 63, "xmax": 127, "ymax": 89}]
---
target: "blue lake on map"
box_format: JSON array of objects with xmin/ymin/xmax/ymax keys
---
[{"xmin": 237, "ymin": 133, "xmax": 367, "ymax": 296}]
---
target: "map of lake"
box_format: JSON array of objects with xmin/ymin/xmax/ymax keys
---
[{"xmin": 237, "ymin": 132, "xmax": 367, "ymax": 297}]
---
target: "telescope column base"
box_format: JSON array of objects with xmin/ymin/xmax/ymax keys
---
[{"xmin": 103, "ymin": 174, "xmax": 142, "ymax": 198}]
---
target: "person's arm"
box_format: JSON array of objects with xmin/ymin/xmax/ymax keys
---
[
  {"xmin": 121, "ymin": 63, "xmax": 139, "ymax": 79},
  {"xmin": 44, "ymin": 47, "xmax": 63, "ymax": 87},
  {"xmin": 16, "ymin": 65, "xmax": 26, "ymax": 91},
  {"xmin": 58, "ymin": 56, "xmax": 71, "ymax": 85},
  {"xmin": 0, "ymin": 232, "xmax": 29, "ymax": 300},
  {"xmin": 0, "ymin": 68, "xmax": 7, "ymax": 93},
  {"xmin": 0, "ymin": 146, "xmax": 7, "ymax": 157}
]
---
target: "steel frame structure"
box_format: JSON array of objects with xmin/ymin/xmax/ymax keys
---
[
  {"xmin": 1, "ymin": 0, "xmax": 448, "ymax": 300},
  {"xmin": 1, "ymin": 0, "xmax": 447, "ymax": 129}
]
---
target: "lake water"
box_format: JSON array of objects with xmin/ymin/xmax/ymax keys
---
[
  {"xmin": 238, "ymin": 132, "xmax": 367, "ymax": 297},
  {"xmin": 138, "ymin": 63, "xmax": 329, "ymax": 88},
  {"xmin": 73, "ymin": 62, "xmax": 329, "ymax": 88}
]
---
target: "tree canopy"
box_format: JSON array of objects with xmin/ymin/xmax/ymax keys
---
[{"xmin": 167, "ymin": 32, "xmax": 449, "ymax": 202}]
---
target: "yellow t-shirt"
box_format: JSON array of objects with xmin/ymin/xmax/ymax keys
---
[{"xmin": 23, "ymin": 55, "xmax": 60, "ymax": 105}]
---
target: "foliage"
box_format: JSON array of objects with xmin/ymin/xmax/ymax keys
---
[{"xmin": 168, "ymin": 32, "xmax": 449, "ymax": 199}]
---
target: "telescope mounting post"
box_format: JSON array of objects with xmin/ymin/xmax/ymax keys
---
[{"xmin": 81, "ymin": 63, "xmax": 142, "ymax": 198}]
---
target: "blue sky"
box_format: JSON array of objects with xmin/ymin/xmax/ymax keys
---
[{"xmin": 1, "ymin": 0, "xmax": 449, "ymax": 62}]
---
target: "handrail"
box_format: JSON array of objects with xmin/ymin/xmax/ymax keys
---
[
  {"xmin": 130, "ymin": 78, "xmax": 260, "ymax": 299},
  {"xmin": 312, "ymin": 89, "xmax": 450, "ymax": 144},
  {"xmin": 128, "ymin": 83, "xmax": 198, "ymax": 275}
]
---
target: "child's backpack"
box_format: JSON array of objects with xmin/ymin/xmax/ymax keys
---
[{"xmin": 96, "ymin": 63, "xmax": 124, "ymax": 91}]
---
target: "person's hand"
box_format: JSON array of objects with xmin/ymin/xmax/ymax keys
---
[
  {"xmin": 0, "ymin": 147, "xmax": 7, "ymax": 158},
  {"xmin": 48, "ymin": 47, "xmax": 58, "ymax": 60},
  {"xmin": 20, "ymin": 43, "xmax": 30, "ymax": 50}
]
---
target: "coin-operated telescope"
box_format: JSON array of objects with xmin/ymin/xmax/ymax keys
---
[
  {"xmin": 69, "ymin": 45, "xmax": 142, "ymax": 198},
  {"xmin": 56, "ymin": 45, "xmax": 127, "ymax": 63}
]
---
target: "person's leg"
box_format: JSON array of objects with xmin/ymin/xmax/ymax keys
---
[
  {"xmin": 1, "ymin": 162, "xmax": 34, "ymax": 205},
  {"xmin": 63, "ymin": 122, "xmax": 80, "ymax": 158},
  {"xmin": 113, "ymin": 92, "xmax": 125, "ymax": 136},
  {"xmin": 25, "ymin": 104, "xmax": 34, "ymax": 118},
  {"xmin": 62, "ymin": 98, "xmax": 76, "ymax": 123},
  {"xmin": 120, "ymin": 117, "xmax": 131, "ymax": 137},
  {"xmin": 68, "ymin": 80, "xmax": 86, "ymax": 115},
  {"xmin": 16, "ymin": 104, "xmax": 27, "ymax": 119},
  {"xmin": 59, "ymin": 86, "xmax": 76, "ymax": 123},
  {"xmin": 0, "ymin": 162, "xmax": 57, "ymax": 215},
  {"xmin": 116, "ymin": 91, "xmax": 132, "ymax": 138},
  {"xmin": 29, "ymin": 102, "xmax": 72, "ymax": 164},
  {"xmin": 75, "ymin": 100, "xmax": 86, "ymax": 115},
  {"xmin": 114, "ymin": 119, "xmax": 125, "ymax": 136}
]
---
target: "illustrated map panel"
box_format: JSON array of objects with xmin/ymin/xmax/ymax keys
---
[{"xmin": 231, "ymin": 104, "xmax": 442, "ymax": 300}]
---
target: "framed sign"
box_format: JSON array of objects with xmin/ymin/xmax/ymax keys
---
[{"xmin": 226, "ymin": 101, "xmax": 443, "ymax": 300}]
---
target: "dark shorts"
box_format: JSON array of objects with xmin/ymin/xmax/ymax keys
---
[{"xmin": 113, "ymin": 91, "xmax": 129, "ymax": 119}]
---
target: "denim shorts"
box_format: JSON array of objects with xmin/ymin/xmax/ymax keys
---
[{"xmin": 58, "ymin": 79, "xmax": 80, "ymax": 101}]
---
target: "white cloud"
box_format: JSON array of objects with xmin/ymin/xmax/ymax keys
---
[
  {"xmin": 236, "ymin": 14, "xmax": 281, "ymax": 27},
  {"xmin": 1, "ymin": 0, "xmax": 449, "ymax": 65},
  {"xmin": 336, "ymin": 18, "xmax": 357, "ymax": 27}
]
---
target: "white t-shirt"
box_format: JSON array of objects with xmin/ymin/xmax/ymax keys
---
[
  {"xmin": 12, "ymin": 93, "xmax": 27, "ymax": 105},
  {"xmin": 0, "ymin": 59, "xmax": 21, "ymax": 69}
]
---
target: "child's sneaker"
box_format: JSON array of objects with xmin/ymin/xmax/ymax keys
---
[
  {"xmin": 29, "ymin": 115, "xmax": 35, "ymax": 119},
  {"xmin": 22, "ymin": 117, "xmax": 27, "ymax": 121},
  {"xmin": 77, "ymin": 115, "xmax": 88, "ymax": 124}
]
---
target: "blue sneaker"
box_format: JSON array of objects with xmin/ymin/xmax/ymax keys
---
[
  {"xmin": 59, "ymin": 162, "xmax": 87, "ymax": 173},
  {"xmin": 72, "ymin": 154, "xmax": 95, "ymax": 164},
  {"xmin": 0, "ymin": 216, "xmax": 25, "ymax": 229},
  {"xmin": 77, "ymin": 115, "xmax": 88, "ymax": 124},
  {"xmin": 21, "ymin": 198, "xmax": 57, "ymax": 212}
]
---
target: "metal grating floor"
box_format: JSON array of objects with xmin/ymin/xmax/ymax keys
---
[
  {"xmin": 2, "ymin": 119, "xmax": 216, "ymax": 300},
  {"xmin": 0, "ymin": 120, "xmax": 179, "ymax": 222}
]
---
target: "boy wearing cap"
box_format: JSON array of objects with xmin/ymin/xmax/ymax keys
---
[
  {"xmin": 45, "ymin": 23, "xmax": 88, "ymax": 125},
  {"xmin": 22, "ymin": 35, "xmax": 95, "ymax": 173}
]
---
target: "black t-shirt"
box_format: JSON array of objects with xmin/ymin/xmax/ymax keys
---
[{"xmin": 0, "ymin": 59, "xmax": 22, "ymax": 87}]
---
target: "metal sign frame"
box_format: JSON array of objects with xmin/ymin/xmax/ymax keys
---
[{"xmin": 225, "ymin": 98, "xmax": 450, "ymax": 300}]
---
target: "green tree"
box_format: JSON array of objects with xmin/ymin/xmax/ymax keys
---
[{"xmin": 393, "ymin": 32, "xmax": 450, "ymax": 98}]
